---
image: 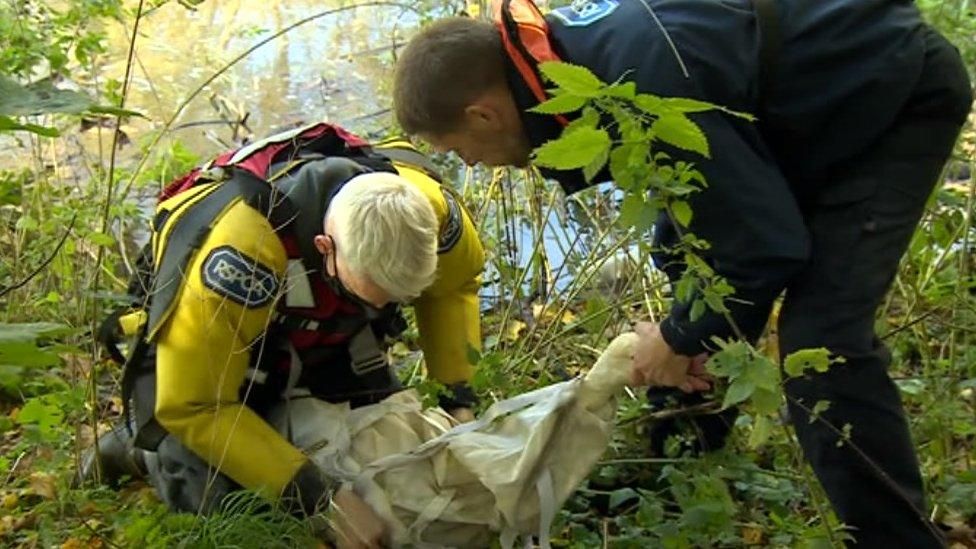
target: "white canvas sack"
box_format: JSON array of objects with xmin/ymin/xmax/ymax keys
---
[{"xmin": 269, "ymin": 333, "xmax": 637, "ymax": 548}]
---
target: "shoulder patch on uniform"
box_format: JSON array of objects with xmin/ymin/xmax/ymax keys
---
[
  {"xmin": 438, "ymin": 187, "xmax": 463, "ymax": 254},
  {"xmin": 551, "ymin": 0, "xmax": 619, "ymax": 27},
  {"xmin": 201, "ymin": 246, "xmax": 280, "ymax": 308}
]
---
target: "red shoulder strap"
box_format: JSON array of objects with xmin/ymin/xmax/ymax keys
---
[
  {"xmin": 158, "ymin": 123, "xmax": 368, "ymax": 200},
  {"xmin": 492, "ymin": 0, "xmax": 568, "ymax": 126}
]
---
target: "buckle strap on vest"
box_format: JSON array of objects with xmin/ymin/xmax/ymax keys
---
[
  {"xmin": 347, "ymin": 327, "xmax": 387, "ymax": 376},
  {"xmin": 374, "ymin": 146, "xmax": 444, "ymax": 182},
  {"xmin": 270, "ymin": 310, "xmax": 368, "ymax": 336}
]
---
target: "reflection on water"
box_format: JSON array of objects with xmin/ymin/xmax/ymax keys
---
[
  {"xmin": 0, "ymin": 0, "xmax": 446, "ymax": 250},
  {"xmin": 0, "ymin": 0, "xmax": 438, "ymax": 176},
  {"xmin": 1, "ymin": 0, "xmax": 614, "ymax": 303},
  {"xmin": 101, "ymin": 0, "xmax": 426, "ymax": 161}
]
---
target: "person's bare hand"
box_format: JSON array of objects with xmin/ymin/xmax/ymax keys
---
[
  {"xmin": 330, "ymin": 487, "xmax": 387, "ymax": 549},
  {"xmin": 448, "ymin": 407, "xmax": 475, "ymax": 423},
  {"xmin": 629, "ymin": 322, "xmax": 711, "ymax": 393},
  {"xmin": 689, "ymin": 352, "xmax": 712, "ymax": 382}
]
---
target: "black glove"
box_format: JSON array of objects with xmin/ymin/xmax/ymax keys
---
[
  {"xmin": 437, "ymin": 382, "xmax": 479, "ymax": 411},
  {"xmin": 281, "ymin": 461, "xmax": 340, "ymax": 517}
]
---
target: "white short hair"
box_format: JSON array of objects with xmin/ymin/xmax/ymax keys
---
[{"xmin": 327, "ymin": 172, "xmax": 439, "ymax": 301}]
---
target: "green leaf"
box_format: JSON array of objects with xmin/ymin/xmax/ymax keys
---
[
  {"xmin": 689, "ymin": 299, "xmax": 706, "ymax": 322},
  {"xmin": 702, "ymin": 291, "xmax": 729, "ymax": 314},
  {"xmin": 0, "ymin": 365, "xmax": 25, "ymax": 393},
  {"xmin": 705, "ymin": 340, "xmax": 751, "ymax": 378},
  {"xmin": 652, "ymin": 113, "xmax": 710, "ymax": 158},
  {"xmin": 16, "ymin": 396, "xmax": 63, "ymax": 434},
  {"xmin": 0, "ymin": 75, "xmax": 142, "ymax": 121},
  {"xmin": 722, "ymin": 107, "xmax": 757, "ymax": 122},
  {"xmin": 532, "ymin": 127, "xmax": 611, "ymax": 170},
  {"xmin": 634, "ymin": 93, "xmax": 664, "ymax": 115},
  {"xmin": 671, "ymin": 200, "xmax": 693, "ymax": 227},
  {"xmin": 581, "ymin": 296, "xmax": 610, "ymax": 333},
  {"xmin": 750, "ymin": 387, "xmax": 781, "ymax": 415},
  {"xmin": 661, "ymin": 97, "xmax": 719, "ymax": 114},
  {"xmin": 564, "ymin": 106, "xmax": 600, "ymax": 135},
  {"xmin": 85, "ymin": 105, "xmax": 145, "ymax": 118},
  {"xmin": 747, "ymin": 355, "xmax": 780, "ymax": 391},
  {"xmin": 583, "ymin": 145, "xmax": 609, "ymax": 182},
  {"xmin": 722, "ymin": 378, "xmax": 755, "ymax": 409},
  {"xmin": 0, "ymin": 75, "xmax": 92, "ymax": 116},
  {"xmin": 605, "ymin": 81, "xmax": 636, "ymax": 100},
  {"xmin": 836, "ymin": 423, "xmax": 853, "ymax": 447},
  {"xmin": 618, "ymin": 194, "xmax": 643, "ymax": 229},
  {"xmin": 87, "ymin": 231, "xmax": 116, "ymax": 247},
  {"xmin": 0, "ymin": 115, "xmax": 59, "ymax": 137},
  {"xmin": 537, "ymin": 62, "xmax": 604, "ymax": 96},
  {"xmin": 465, "ymin": 343, "xmax": 481, "ymax": 366},
  {"xmin": 617, "ymin": 194, "xmax": 655, "ymax": 232},
  {"xmin": 809, "ymin": 400, "xmax": 831, "ymax": 424},
  {"xmin": 14, "ymin": 215, "xmax": 38, "ymax": 231},
  {"xmin": 608, "ymin": 143, "xmax": 644, "ymax": 190},
  {"xmin": 0, "ymin": 323, "xmax": 70, "ymax": 343},
  {"xmin": 609, "ymin": 105, "xmax": 639, "ymax": 140},
  {"xmin": 674, "ymin": 274, "xmax": 696, "ymax": 303},
  {"xmin": 748, "ymin": 414, "xmax": 773, "ymax": 448},
  {"xmin": 529, "ymin": 93, "xmax": 587, "ymax": 115},
  {"xmin": 685, "ymin": 253, "xmax": 714, "ymax": 277},
  {"xmin": 896, "ymin": 378, "xmax": 925, "ymax": 396},
  {"xmin": 957, "ymin": 378, "xmax": 976, "ymax": 390},
  {"xmin": 660, "ymin": 97, "xmax": 756, "ymax": 121},
  {"xmin": 635, "ymin": 495, "xmax": 665, "ymax": 526},
  {"xmin": 783, "ymin": 348, "xmax": 834, "ymax": 377},
  {"xmin": 609, "ymin": 487, "xmax": 639, "ymax": 510},
  {"xmin": 0, "ymin": 341, "xmax": 61, "ymax": 367}
]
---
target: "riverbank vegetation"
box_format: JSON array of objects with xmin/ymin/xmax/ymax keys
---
[{"xmin": 0, "ymin": 0, "xmax": 974, "ymax": 547}]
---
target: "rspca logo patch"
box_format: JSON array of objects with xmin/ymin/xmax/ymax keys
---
[
  {"xmin": 438, "ymin": 187, "xmax": 464, "ymax": 254},
  {"xmin": 201, "ymin": 246, "xmax": 279, "ymax": 308},
  {"xmin": 551, "ymin": 0, "xmax": 619, "ymax": 27}
]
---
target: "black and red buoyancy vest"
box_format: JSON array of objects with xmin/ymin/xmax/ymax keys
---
[
  {"xmin": 127, "ymin": 123, "xmax": 426, "ymax": 449},
  {"xmin": 152, "ymin": 122, "xmax": 399, "ymax": 351}
]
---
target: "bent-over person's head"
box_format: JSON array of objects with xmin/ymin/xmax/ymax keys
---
[
  {"xmin": 394, "ymin": 18, "xmax": 532, "ymax": 168},
  {"xmin": 314, "ymin": 172, "xmax": 439, "ymax": 308}
]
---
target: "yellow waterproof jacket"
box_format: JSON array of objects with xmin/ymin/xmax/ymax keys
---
[{"xmin": 150, "ymin": 154, "xmax": 484, "ymax": 498}]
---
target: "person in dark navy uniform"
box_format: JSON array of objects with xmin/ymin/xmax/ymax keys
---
[{"xmin": 393, "ymin": 0, "xmax": 973, "ymax": 545}]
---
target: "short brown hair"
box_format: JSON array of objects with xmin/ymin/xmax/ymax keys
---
[{"xmin": 394, "ymin": 18, "xmax": 508, "ymax": 135}]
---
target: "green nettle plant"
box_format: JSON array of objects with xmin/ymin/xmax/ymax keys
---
[
  {"xmin": 529, "ymin": 61, "xmax": 864, "ymax": 542},
  {"xmin": 0, "ymin": 0, "xmax": 969, "ymax": 542},
  {"xmin": 529, "ymin": 60, "xmax": 842, "ymax": 448},
  {"xmin": 530, "ymin": 62, "xmax": 743, "ymax": 325}
]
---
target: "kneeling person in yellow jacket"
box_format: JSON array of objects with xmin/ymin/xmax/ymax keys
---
[{"xmin": 86, "ymin": 126, "xmax": 484, "ymax": 548}]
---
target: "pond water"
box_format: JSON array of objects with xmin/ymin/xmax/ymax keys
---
[
  {"xmin": 102, "ymin": 0, "xmax": 432, "ymax": 159},
  {"xmin": 2, "ymin": 0, "xmax": 634, "ymax": 300},
  {"xmin": 97, "ymin": 0, "xmax": 615, "ymax": 296}
]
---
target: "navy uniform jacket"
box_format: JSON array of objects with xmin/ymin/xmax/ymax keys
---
[{"xmin": 508, "ymin": 0, "xmax": 939, "ymax": 354}]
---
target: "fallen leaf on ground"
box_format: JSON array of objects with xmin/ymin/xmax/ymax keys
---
[{"xmin": 28, "ymin": 471, "xmax": 56, "ymax": 499}]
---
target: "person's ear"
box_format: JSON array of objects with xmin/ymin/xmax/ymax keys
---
[
  {"xmin": 313, "ymin": 234, "xmax": 332, "ymax": 255},
  {"xmin": 463, "ymin": 103, "xmax": 503, "ymax": 131}
]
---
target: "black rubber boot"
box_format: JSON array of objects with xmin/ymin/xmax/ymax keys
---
[{"xmin": 77, "ymin": 424, "xmax": 147, "ymax": 487}]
